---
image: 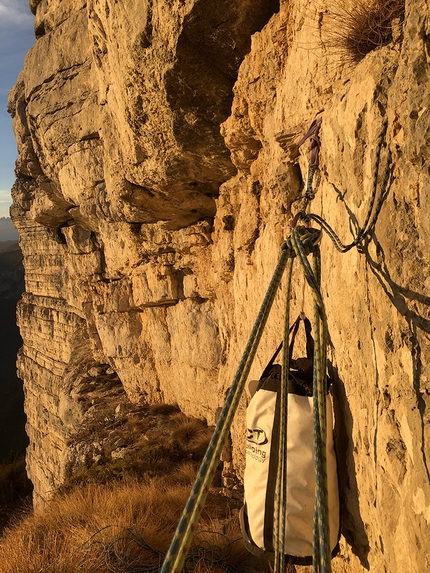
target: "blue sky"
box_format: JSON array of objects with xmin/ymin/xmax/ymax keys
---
[{"xmin": 0, "ymin": 0, "xmax": 35, "ymax": 217}]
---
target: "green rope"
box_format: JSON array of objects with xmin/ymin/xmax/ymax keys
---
[
  {"xmin": 273, "ymin": 256, "xmax": 294, "ymax": 573},
  {"xmin": 160, "ymin": 227, "xmax": 331, "ymax": 573},
  {"xmin": 311, "ymin": 251, "xmax": 330, "ymax": 573},
  {"xmin": 291, "ymin": 226, "xmax": 331, "ymax": 573},
  {"xmin": 160, "ymin": 242, "xmax": 293, "ymax": 573}
]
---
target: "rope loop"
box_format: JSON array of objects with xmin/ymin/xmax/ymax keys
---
[{"xmin": 291, "ymin": 118, "xmax": 392, "ymax": 253}]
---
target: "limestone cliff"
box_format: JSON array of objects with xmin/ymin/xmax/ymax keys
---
[{"xmin": 8, "ymin": 0, "xmax": 430, "ymax": 571}]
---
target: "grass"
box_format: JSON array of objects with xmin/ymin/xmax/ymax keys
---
[
  {"xmin": 0, "ymin": 407, "xmax": 247, "ymax": 572},
  {"xmin": 171, "ymin": 413, "xmax": 216, "ymax": 459},
  {"xmin": 0, "ymin": 478, "xmax": 246, "ymax": 573},
  {"xmin": 324, "ymin": 0, "xmax": 405, "ymax": 66},
  {"xmin": 61, "ymin": 406, "xmax": 218, "ymax": 493}
]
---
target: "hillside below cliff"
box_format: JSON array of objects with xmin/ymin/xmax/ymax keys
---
[
  {"xmin": 8, "ymin": 0, "xmax": 430, "ymax": 571},
  {"xmin": 0, "ymin": 240, "xmax": 26, "ymax": 461}
]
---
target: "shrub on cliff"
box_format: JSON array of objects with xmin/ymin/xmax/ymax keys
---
[{"xmin": 325, "ymin": 0, "xmax": 405, "ymax": 65}]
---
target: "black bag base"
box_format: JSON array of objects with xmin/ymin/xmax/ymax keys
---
[{"xmin": 239, "ymin": 507, "xmax": 340, "ymax": 566}]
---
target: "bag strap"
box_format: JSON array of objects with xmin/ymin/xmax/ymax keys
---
[
  {"xmin": 303, "ymin": 316, "xmax": 314, "ymax": 360},
  {"xmin": 260, "ymin": 315, "xmax": 301, "ymax": 379},
  {"xmin": 260, "ymin": 314, "xmax": 314, "ymax": 380}
]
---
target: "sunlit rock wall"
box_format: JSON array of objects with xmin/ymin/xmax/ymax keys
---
[{"xmin": 9, "ymin": 0, "xmax": 429, "ymax": 570}]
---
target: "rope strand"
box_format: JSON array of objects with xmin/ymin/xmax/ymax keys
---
[
  {"xmin": 291, "ymin": 228, "xmax": 331, "ymax": 573},
  {"xmin": 161, "ymin": 242, "xmax": 293, "ymax": 573},
  {"xmin": 273, "ymin": 256, "xmax": 294, "ymax": 573}
]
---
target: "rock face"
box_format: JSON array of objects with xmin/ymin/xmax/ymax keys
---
[{"xmin": 8, "ymin": 0, "xmax": 430, "ymax": 570}]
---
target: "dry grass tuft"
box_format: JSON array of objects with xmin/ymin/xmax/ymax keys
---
[
  {"xmin": 324, "ymin": 0, "xmax": 405, "ymax": 66},
  {"xmin": 171, "ymin": 414, "xmax": 215, "ymax": 460},
  {"xmin": 148, "ymin": 402, "xmax": 180, "ymax": 416},
  {"xmin": 0, "ymin": 479, "xmax": 246, "ymax": 573}
]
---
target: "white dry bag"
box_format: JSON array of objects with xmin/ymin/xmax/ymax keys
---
[{"xmin": 240, "ymin": 316, "xmax": 340, "ymax": 565}]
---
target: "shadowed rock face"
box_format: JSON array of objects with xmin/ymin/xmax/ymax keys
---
[
  {"xmin": 8, "ymin": 0, "xmax": 430, "ymax": 571},
  {"xmin": 0, "ymin": 242, "xmax": 26, "ymax": 461}
]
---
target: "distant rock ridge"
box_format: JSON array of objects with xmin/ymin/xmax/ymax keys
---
[
  {"xmin": 0, "ymin": 218, "xmax": 19, "ymax": 242},
  {"xmin": 0, "ymin": 241, "xmax": 23, "ymax": 300},
  {"xmin": 0, "ymin": 240, "xmax": 26, "ymax": 461},
  {"xmin": 8, "ymin": 1, "xmax": 430, "ymax": 571}
]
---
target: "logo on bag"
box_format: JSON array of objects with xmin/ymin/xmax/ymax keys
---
[{"xmin": 247, "ymin": 427, "xmax": 268, "ymax": 445}]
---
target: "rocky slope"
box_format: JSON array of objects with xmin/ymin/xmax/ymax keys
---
[{"xmin": 8, "ymin": 0, "xmax": 430, "ymax": 571}]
